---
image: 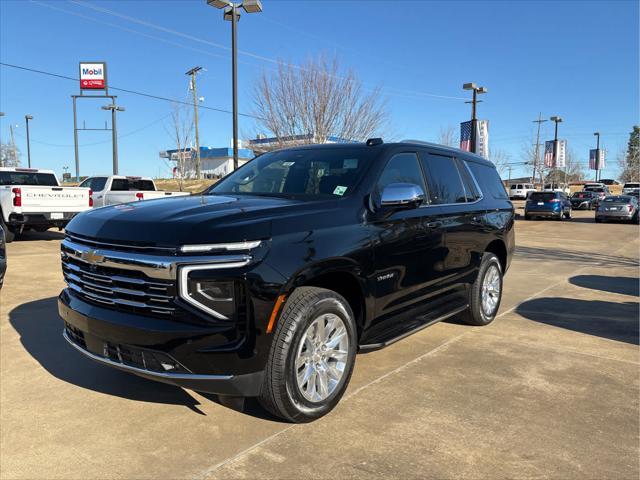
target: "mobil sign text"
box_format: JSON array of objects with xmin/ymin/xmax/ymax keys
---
[{"xmin": 79, "ymin": 62, "xmax": 106, "ymax": 90}]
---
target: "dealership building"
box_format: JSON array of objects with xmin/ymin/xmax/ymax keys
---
[{"xmin": 160, "ymin": 146, "xmax": 254, "ymax": 178}]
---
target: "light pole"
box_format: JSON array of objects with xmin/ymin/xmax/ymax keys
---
[
  {"xmin": 25, "ymin": 115, "xmax": 34, "ymax": 168},
  {"xmin": 550, "ymin": 116, "xmax": 563, "ymax": 187},
  {"xmin": 101, "ymin": 104, "xmax": 125, "ymax": 175},
  {"xmin": 593, "ymin": 131, "xmax": 601, "ymax": 182},
  {"xmin": 186, "ymin": 66, "xmax": 203, "ymax": 179},
  {"xmin": 463, "ymin": 83, "xmax": 487, "ymax": 154},
  {"xmin": 206, "ymin": 0, "xmax": 263, "ymax": 171}
]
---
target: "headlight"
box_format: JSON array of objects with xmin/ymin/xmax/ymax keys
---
[{"xmin": 179, "ymin": 265, "xmax": 241, "ymax": 320}]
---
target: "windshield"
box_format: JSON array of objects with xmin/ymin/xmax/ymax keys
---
[
  {"xmin": 529, "ymin": 192, "xmax": 556, "ymax": 201},
  {"xmin": 0, "ymin": 171, "xmax": 58, "ymax": 186},
  {"xmin": 208, "ymin": 148, "xmax": 372, "ymax": 199},
  {"xmin": 624, "ymin": 183, "xmax": 640, "ymax": 189},
  {"xmin": 585, "ymin": 187, "xmax": 604, "ymax": 192},
  {"xmin": 574, "ymin": 192, "xmax": 594, "ymax": 198}
]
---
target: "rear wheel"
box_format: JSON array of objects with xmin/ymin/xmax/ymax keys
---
[
  {"xmin": 565, "ymin": 208, "xmax": 572, "ymax": 220},
  {"xmin": 524, "ymin": 214, "xmax": 531, "ymax": 220},
  {"xmin": 259, "ymin": 287, "xmax": 357, "ymax": 423},
  {"xmin": 460, "ymin": 253, "xmax": 503, "ymax": 326}
]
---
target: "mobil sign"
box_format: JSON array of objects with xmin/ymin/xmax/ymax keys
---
[{"xmin": 79, "ymin": 62, "xmax": 106, "ymax": 90}]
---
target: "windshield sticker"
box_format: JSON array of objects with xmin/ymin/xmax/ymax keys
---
[
  {"xmin": 343, "ymin": 158, "xmax": 358, "ymax": 169},
  {"xmin": 333, "ymin": 185, "xmax": 348, "ymax": 196}
]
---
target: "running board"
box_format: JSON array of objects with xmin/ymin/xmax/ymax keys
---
[{"xmin": 358, "ymin": 304, "xmax": 469, "ymax": 352}]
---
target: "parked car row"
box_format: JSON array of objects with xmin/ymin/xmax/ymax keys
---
[
  {"xmin": 523, "ymin": 186, "xmax": 639, "ymax": 224},
  {"xmin": 0, "ymin": 168, "xmax": 188, "ymax": 242}
]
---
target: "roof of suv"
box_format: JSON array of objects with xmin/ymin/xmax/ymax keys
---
[{"xmin": 272, "ymin": 140, "xmax": 495, "ymax": 167}]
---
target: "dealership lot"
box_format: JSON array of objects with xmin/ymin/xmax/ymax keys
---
[{"xmin": 1, "ymin": 208, "xmax": 638, "ymax": 479}]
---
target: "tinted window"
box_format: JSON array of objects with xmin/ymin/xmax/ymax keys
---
[
  {"xmin": 529, "ymin": 192, "xmax": 556, "ymax": 202},
  {"xmin": 210, "ymin": 148, "xmax": 372, "ymax": 199},
  {"xmin": 110, "ymin": 178, "xmax": 155, "ymax": 191},
  {"xmin": 0, "ymin": 171, "xmax": 58, "ymax": 186},
  {"xmin": 79, "ymin": 177, "xmax": 108, "ymax": 191},
  {"xmin": 457, "ymin": 159, "xmax": 481, "ymax": 201},
  {"xmin": 421, "ymin": 154, "xmax": 466, "ymax": 204},
  {"xmin": 377, "ymin": 153, "xmax": 426, "ymax": 195},
  {"xmin": 468, "ymin": 162, "xmax": 507, "ymax": 200}
]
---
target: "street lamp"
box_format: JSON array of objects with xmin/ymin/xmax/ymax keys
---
[
  {"xmin": 549, "ymin": 116, "xmax": 564, "ymax": 185},
  {"xmin": 593, "ymin": 131, "xmax": 601, "ymax": 182},
  {"xmin": 206, "ymin": 0, "xmax": 263, "ymax": 170},
  {"xmin": 25, "ymin": 115, "xmax": 33, "ymax": 168},
  {"xmin": 463, "ymin": 83, "xmax": 487, "ymax": 154},
  {"xmin": 101, "ymin": 104, "xmax": 125, "ymax": 175}
]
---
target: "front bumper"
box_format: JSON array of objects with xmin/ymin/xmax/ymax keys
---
[
  {"xmin": 571, "ymin": 201, "xmax": 591, "ymax": 209},
  {"xmin": 58, "ymin": 291, "xmax": 265, "ymax": 396}
]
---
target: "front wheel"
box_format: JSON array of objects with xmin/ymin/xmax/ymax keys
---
[
  {"xmin": 460, "ymin": 252, "xmax": 503, "ymax": 326},
  {"xmin": 0, "ymin": 219, "xmax": 15, "ymax": 243},
  {"xmin": 259, "ymin": 287, "xmax": 357, "ymax": 423}
]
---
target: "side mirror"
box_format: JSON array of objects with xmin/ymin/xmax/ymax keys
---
[{"xmin": 380, "ymin": 183, "xmax": 425, "ymax": 209}]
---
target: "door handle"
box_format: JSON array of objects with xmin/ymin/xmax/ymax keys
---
[{"xmin": 425, "ymin": 221, "xmax": 442, "ymax": 229}]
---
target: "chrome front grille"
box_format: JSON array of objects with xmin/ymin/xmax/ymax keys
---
[
  {"xmin": 61, "ymin": 236, "xmax": 252, "ymax": 318},
  {"xmin": 62, "ymin": 259, "xmax": 175, "ymax": 315}
]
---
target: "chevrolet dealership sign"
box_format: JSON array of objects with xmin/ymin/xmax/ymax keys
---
[{"xmin": 79, "ymin": 62, "xmax": 107, "ymax": 90}]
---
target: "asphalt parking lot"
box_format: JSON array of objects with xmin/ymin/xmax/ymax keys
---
[{"xmin": 1, "ymin": 205, "xmax": 638, "ymax": 480}]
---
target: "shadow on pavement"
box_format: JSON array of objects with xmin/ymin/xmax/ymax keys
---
[
  {"xmin": 14, "ymin": 230, "xmax": 65, "ymax": 242},
  {"xmin": 9, "ymin": 297, "xmax": 283, "ymax": 422},
  {"xmin": 570, "ymin": 275, "xmax": 640, "ymax": 297},
  {"xmin": 8, "ymin": 297, "xmax": 208, "ymax": 415},
  {"xmin": 516, "ymin": 297, "xmax": 639, "ymax": 345},
  {"xmin": 515, "ymin": 246, "xmax": 640, "ymax": 268}
]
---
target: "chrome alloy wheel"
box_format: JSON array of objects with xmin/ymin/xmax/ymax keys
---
[
  {"xmin": 295, "ymin": 313, "xmax": 349, "ymax": 403},
  {"xmin": 481, "ymin": 264, "xmax": 501, "ymax": 316}
]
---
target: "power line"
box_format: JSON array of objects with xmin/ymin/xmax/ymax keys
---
[
  {"xmin": 61, "ymin": 0, "xmax": 466, "ymax": 102},
  {"xmin": 0, "ymin": 62, "xmax": 263, "ymax": 119}
]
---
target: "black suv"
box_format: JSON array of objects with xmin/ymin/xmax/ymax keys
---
[{"xmin": 58, "ymin": 140, "xmax": 514, "ymax": 422}]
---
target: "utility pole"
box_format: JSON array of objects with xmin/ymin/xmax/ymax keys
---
[
  {"xmin": 550, "ymin": 116, "xmax": 564, "ymax": 188},
  {"xmin": 101, "ymin": 102, "xmax": 125, "ymax": 175},
  {"xmin": 532, "ymin": 113, "xmax": 547, "ymax": 188},
  {"xmin": 186, "ymin": 66, "xmax": 202, "ymax": 179}
]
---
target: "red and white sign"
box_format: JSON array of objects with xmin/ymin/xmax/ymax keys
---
[{"xmin": 79, "ymin": 62, "xmax": 106, "ymax": 90}]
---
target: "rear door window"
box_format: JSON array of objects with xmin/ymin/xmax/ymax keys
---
[
  {"xmin": 467, "ymin": 162, "xmax": 507, "ymax": 200},
  {"xmin": 420, "ymin": 153, "xmax": 467, "ymax": 204}
]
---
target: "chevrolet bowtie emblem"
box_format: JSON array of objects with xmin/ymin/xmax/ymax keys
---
[{"xmin": 81, "ymin": 249, "xmax": 105, "ymax": 264}]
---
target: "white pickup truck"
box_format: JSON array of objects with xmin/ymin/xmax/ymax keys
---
[
  {"xmin": 0, "ymin": 167, "xmax": 91, "ymax": 242},
  {"xmin": 78, "ymin": 175, "xmax": 189, "ymax": 208}
]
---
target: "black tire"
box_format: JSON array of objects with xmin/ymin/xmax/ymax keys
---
[
  {"xmin": 595, "ymin": 217, "xmax": 602, "ymax": 223},
  {"xmin": 258, "ymin": 287, "xmax": 357, "ymax": 423},
  {"xmin": 524, "ymin": 214, "xmax": 531, "ymax": 220},
  {"xmin": 0, "ymin": 219, "xmax": 15, "ymax": 243},
  {"xmin": 557, "ymin": 209, "xmax": 564, "ymax": 221},
  {"xmin": 460, "ymin": 252, "xmax": 503, "ymax": 327},
  {"xmin": 565, "ymin": 208, "xmax": 572, "ymax": 220}
]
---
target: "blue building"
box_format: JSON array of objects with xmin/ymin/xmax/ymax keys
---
[{"xmin": 160, "ymin": 146, "xmax": 254, "ymax": 178}]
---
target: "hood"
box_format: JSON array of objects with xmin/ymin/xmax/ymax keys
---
[{"xmin": 66, "ymin": 194, "xmax": 340, "ymax": 247}]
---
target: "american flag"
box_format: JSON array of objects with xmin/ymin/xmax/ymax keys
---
[
  {"xmin": 544, "ymin": 140, "xmax": 555, "ymax": 168},
  {"xmin": 589, "ymin": 149, "xmax": 597, "ymax": 170},
  {"xmin": 460, "ymin": 121, "xmax": 472, "ymax": 152}
]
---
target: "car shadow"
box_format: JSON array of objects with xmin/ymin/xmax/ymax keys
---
[
  {"xmin": 516, "ymin": 297, "xmax": 639, "ymax": 345},
  {"xmin": 8, "ymin": 296, "xmax": 283, "ymax": 421},
  {"xmin": 569, "ymin": 275, "xmax": 640, "ymax": 297},
  {"xmin": 14, "ymin": 230, "xmax": 65, "ymax": 242},
  {"xmin": 515, "ymin": 246, "xmax": 640, "ymax": 268}
]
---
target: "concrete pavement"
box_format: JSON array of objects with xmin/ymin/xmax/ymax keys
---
[{"xmin": 1, "ymin": 208, "xmax": 638, "ymax": 479}]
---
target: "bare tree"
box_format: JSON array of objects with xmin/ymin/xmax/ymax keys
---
[
  {"xmin": 489, "ymin": 148, "xmax": 510, "ymax": 176},
  {"xmin": 437, "ymin": 125, "xmax": 458, "ymax": 147},
  {"xmin": 165, "ymin": 103, "xmax": 194, "ymax": 191},
  {"xmin": 252, "ymin": 54, "xmax": 388, "ymax": 148}
]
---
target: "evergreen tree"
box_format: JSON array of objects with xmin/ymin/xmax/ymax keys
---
[{"xmin": 620, "ymin": 126, "xmax": 639, "ymax": 182}]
